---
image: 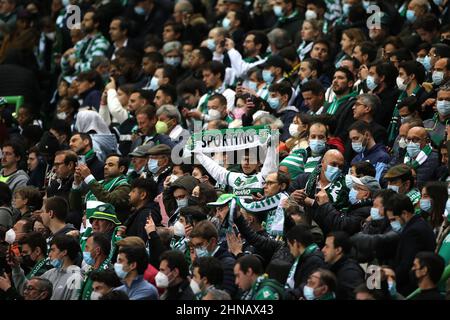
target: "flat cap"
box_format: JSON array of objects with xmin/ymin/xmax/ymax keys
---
[
  {"xmin": 350, "ymin": 175, "xmax": 381, "ymax": 194},
  {"xmin": 384, "ymin": 164, "xmax": 412, "ymax": 180},
  {"xmin": 129, "ymin": 144, "xmax": 154, "ymax": 157},
  {"xmin": 147, "ymin": 144, "xmax": 172, "ymax": 156}
]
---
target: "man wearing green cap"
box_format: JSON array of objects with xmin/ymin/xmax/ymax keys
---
[
  {"xmin": 207, "ymin": 193, "xmax": 236, "ymax": 243},
  {"xmin": 70, "ymin": 153, "xmax": 131, "ymax": 223},
  {"xmin": 383, "ymin": 164, "xmax": 421, "ymax": 213},
  {"xmin": 79, "ymin": 202, "xmax": 122, "ymax": 262}
]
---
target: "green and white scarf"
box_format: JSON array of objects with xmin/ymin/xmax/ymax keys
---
[
  {"xmin": 85, "ymin": 175, "xmax": 129, "ymax": 203},
  {"xmin": 237, "ymin": 192, "xmax": 288, "ymax": 238},
  {"xmin": 404, "ymin": 144, "xmax": 432, "ymax": 170},
  {"xmin": 326, "ymin": 91, "xmax": 357, "ymax": 115},
  {"xmin": 305, "ymin": 165, "xmax": 349, "ymax": 211},
  {"xmin": 285, "ymin": 243, "xmax": 319, "ymax": 289}
]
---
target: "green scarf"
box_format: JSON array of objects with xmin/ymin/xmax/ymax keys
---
[
  {"xmin": 285, "ymin": 243, "xmax": 319, "ymax": 289},
  {"xmin": 305, "ymin": 165, "xmax": 349, "ymax": 211},
  {"xmin": 326, "ymin": 91, "xmax": 357, "ymax": 115},
  {"xmin": 237, "ymin": 192, "xmax": 288, "ymax": 238},
  {"xmin": 277, "ymin": 9, "xmax": 299, "ymax": 24},
  {"xmin": 404, "ymin": 144, "xmax": 432, "ymax": 170},
  {"xmin": 85, "ymin": 175, "xmax": 129, "ymax": 203},
  {"xmin": 26, "ymin": 258, "xmax": 48, "ymax": 279},
  {"xmin": 80, "ymin": 259, "xmax": 110, "ymax": 300},
  {"xmin": 387, "ymin": 86, "xmax": 421, "ymax": 145}
]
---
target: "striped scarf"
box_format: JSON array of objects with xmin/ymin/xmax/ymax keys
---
[{"xmin": 404, "ymin": 144, "xmax": 432, "ymax": 170}]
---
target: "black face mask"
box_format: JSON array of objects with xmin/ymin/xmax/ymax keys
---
[
  {"xmin": 188, "ymin": 196, "xmax": 200, "ymax": 206},
  {"xmin": 21, "ymin": 254, "xmax": 35, "ymax": 269}
]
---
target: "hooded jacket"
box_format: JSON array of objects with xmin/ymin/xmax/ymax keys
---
[{"xmin": 163, "ymin": 176, "xmax": 199, "ymax": 224}]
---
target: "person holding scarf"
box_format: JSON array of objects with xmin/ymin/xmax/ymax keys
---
[
  {"xmin": 236, "ymin": 171, "xmax": 290, "ymax": 240},
  {"xmin": 312, "ymin": 175, "xmax": 380, "ymax": 236},
  {"xmin": 402, "ymin": 126, "xmax": 439, "ymax": 189},
  {"xmin": 292, "ymin": 149, "xmax": 349, "ymax": 213},
  {"xmin": 70, "ymin": 153, "xmax": 130, "ymax": 223}
]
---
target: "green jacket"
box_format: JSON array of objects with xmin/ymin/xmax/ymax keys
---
[
  {"xmin": 69, "ymin": 175, "xmax": 131, "ymax": 222},
  {"xmin": 241, "ymin": 276, "xmax": 285, "ymax": 300}
]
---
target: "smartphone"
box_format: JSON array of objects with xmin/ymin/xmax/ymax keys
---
[{"xmin": 77, "ymin": 156, "xmax": 86, "ymax": 165}]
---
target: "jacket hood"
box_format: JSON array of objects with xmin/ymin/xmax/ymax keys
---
[{"xmin": 170, "ymin": 176, "xmax": 199, "ymax": 194}]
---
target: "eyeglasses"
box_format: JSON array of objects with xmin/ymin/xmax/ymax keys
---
[
  {"xmin": 405, "ymin": 137, "xmax": 422, "ymax": 144},
  {"xmin": 263, "ymin": 180, "xmax": 279, "ymax": 186},
  {"xmin": 24, "ymin": 286, "xmax": 42, "ymax": 292}
]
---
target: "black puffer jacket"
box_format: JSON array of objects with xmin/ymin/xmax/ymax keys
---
[
  {"xmin": 311, "ymin": 201, "xmax": 371, "ymax": 236},
  {"xmin": 329, "ymin": 256, "xmax": 365, "ymax": 300},
  {"xmin": 351, "ymin": 218, "xmax": 400, "ymax": 264}
]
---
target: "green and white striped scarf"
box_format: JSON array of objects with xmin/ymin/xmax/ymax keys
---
[
  {"xmin": 237, "ymin": 192, "xmax": 289, "ymax": 238},
  {"xmin": 404, "ymin": 144, "xmax": 432, "ymax": 170}
]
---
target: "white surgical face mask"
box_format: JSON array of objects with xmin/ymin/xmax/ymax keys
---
[
  {"xmin": 173, "ymin": 221, "xmax": 185, "ymax": 237},
  {"xmin": 208, "ymin": 109, "xmax": 222, "ymax": 121},
  {"xmin": 5, "ymin": 229, "xmax": 16, "ymax": 244},
  {"xmin": 90, "ymin": 291, "xmax": 102, "ymax": 300},
  {"xmin": 396, "ymin": 76, "xmax": 407, "ymax": 91},
  {"xmin": 155, "ymin": 271, "xmax": 169, "ymax": 288},
  {"xmin": 56, "ymin": 112, "xmax": 67, "ymax": 120},
  {"xmin": 190, "ymin": 279, "xmax": 201, "ymax": 295},
  {"xmin": 305, "ymin": 9, "xmax": 317, "ymax": 20},
  {"xmin": 289, "ymin": 123, "xmax": 300, "ymax": 137}
]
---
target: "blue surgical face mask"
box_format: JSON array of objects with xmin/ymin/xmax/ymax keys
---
[
  {"xmin": 83, "ymin": 251, "xmax": 95, "ymax": 266},
  {"xmin": 345, "ymin": 174, "xmax": 353, "ymax": 189},
  {"xmin": 262, "ymin": 70, "xmax": 274, "ymax": 84},
  {"xmin": 206, "ymin": 38, "xmax": 216, "ymax": 51},
  {"xmin": 366, "ymin": 75, "xmax": 378, "ymax": 91},
  {"xmin": 273, "ymin": 5, "xmax": 283, "ymax": 17},
  {"xmin": 352, "ymin": 142, "xmax": 365, "ymax": 154},
  {"xmin": 433, "ymin": 0, "xmax": 443, "ymax": 6},
  {"xmin": 149, "ymin": 76, "xmax": 159, "ymax": 91},
  {"xmin": 309, "ymin": 139, "xmax": 326, "ymax": 154},
  {"xmin": 267, "ymin": 96, "xmax": 280, "ymax": 110},
  {"xmin": 388, "ymin": 280, "xmax": 397, "ymax": 297},
  {"xmin": 406, "ymin": 10, "xmax": 416, "ymax": 23},
  {"xmin": 114, "ymin": 263, "xmax": 128, "ymax": 279},
  {"xmin": 406, "ymin": 142, "xmax": 421, "ymax": 158},
  {"xmin": 349, "ymin": 188, "xmax": 359, "ymax": 205},
  {"xmin": 148, "ymin": 159, "xmax": 159, "ymax": 174},
  {"xmin": 303, "ymin": 285, "xmax": 315, "ymax": 300},
  {"xmin": 134, "ymin": 6, "xmax": 146, "ymax": 16},
  {"xmin": 324, "ymin": 165, "xmax": 341, "ymax": 182},
  {"xmin": 246, "ymin": 81, "xmax": 258, "ymax": 92},
  {"xmin": 164, "ymin": 56, "xmax": 181, "ymax": 67},
  {"xmin": 390, "ymin": 220, "xmax": 403, "ymax": 232},
  {"xmin": 370, "ymin": 207, "xmax": 383, "ymax": 220},
  {"xmin": 195, "ymin": 246, "xmax": 210, "ymax": 258},
  {"xmin": 432, "ymin": 71, "xmax": 445, "ymax": 86},
  {"xmin": 437, "ymin": 100, "xmax": 450, "ymax": 117},
  {"xmin": 342, "ymin": 3, "xmax": 351, "ymax": 16},
  {"xmin": 51, "ymin": 258, "xmax": 63, "ymax": 269},
  {"xmin": 420, "ymin": 55, "xmax": 432, "ymax": 72},
  {"xmin": 222, "ymin": 17, "xmax": 231, "ymax": 30},
  {"xmin": 362, "ymin": 1, "xmax": 371, "ymax": 10},
  {"xmin": 419, "ymin": 198, "xmax": 432, "ymax": 213},
  {"xmin": 176, "ymin": 198, "xmax": 189, "ymax": 209}
]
